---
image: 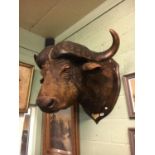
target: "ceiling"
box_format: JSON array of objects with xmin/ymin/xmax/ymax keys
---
[{"xmin": 19, "ymin": 0, "xmax": 106, "ymax": 38}]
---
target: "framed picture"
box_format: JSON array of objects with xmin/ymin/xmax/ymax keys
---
[
  {"xmin": 20, "ymin": 109, "xmax": 31, "ymax": 155},
  {"xmin": 128, "ymin": 128, "xmax": 135, "ymax": 155},
  {"xmin": 42, "ymin": 104, "xmax": 80, "ymax": 155},
  {"xmin": 123, "ymin": 73, "xmax": 135, "ymax": 118},
  {"xmin": 19, "ymin": 62, "xmax": 34, "ymax": 113}
]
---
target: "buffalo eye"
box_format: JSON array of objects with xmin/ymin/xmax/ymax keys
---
[
  {"xmin": 61, "ymin": 64, "xmax": 71, "ymax": 73},
  {"xmin": 40, "ymin": 78, "xmax": 44, "ymax": 84},
  {"xmin": 60, "ymin": 64, "xmax": 71, "ymax": 80}
]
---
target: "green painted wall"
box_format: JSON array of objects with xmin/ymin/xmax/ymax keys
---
[
  {"xmin": 56, "ymin": 0, "xmax": 135, "ymax": 155},
  {"xmin": 19, "ymin": 0, "xmax": 135, "ymax": 154},
  {"xmin": 19, "ymin": 27, "xmax": 44, "ymax": 155},
  {"xmin": 19, "ymin": 27, "xmax": 44, "ymax": 105}
]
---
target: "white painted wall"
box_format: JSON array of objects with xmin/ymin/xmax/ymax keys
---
[{"xmin": 56, "ymin": 0, "xmax": 135, "ymax": 155}]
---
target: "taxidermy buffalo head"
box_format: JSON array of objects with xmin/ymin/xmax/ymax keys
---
[{"xmin": 34, "ymin": 29, "xmax": 120, "ymax": 123}]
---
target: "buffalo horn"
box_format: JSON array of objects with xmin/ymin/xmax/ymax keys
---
[
  {"xmin": 95, "ymin": 29, "xmax": 120, "ymax": 61},
  {"xmin": 51, "ymin": 29, "xmax": 119, "ymax": 62}
]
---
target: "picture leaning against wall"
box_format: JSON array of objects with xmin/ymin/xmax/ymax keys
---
[{"xmin": 123, "ymin": 73, "xmax": 135, "ymax": 118}]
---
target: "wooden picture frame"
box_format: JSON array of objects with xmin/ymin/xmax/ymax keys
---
[
  {"xmin": 128, "ymin": 128, "xmax": 135, "ymax": 155},
  {"xmin": 123, "ymin": 73, "xmax": 135, "ymax": 118},
  {"xmin": 42, "ymin": 104, "xmax": 80, "ymax": 155},
  {"xmin": 19, "ymin": 62, "xmax": 34, "ymax": 113}
]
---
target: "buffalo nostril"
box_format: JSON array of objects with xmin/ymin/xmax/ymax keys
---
[
  {"xmin": 47, "ymin": 99, "xmax": 57, "ymax": 108},
  {"xmin": 36, "ymin": 97, "xmax": 58, "ymax": 109}
]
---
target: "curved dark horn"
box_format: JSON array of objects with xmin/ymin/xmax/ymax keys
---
[
  {"xmin": 34, "ymin": 46, "xmax": 53, "ymax": 69},
  {"xmin": 95, "ymin": 29, "xmax": 120, "ymax": 61},
  {"xmin": 51, "ymin": 29, "xmax": 119, "ymax": 62}
]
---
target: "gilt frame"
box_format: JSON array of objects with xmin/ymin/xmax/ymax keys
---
[{"xmin": 19, "ymin": 62, "xmax": 34, "ymax": 113}]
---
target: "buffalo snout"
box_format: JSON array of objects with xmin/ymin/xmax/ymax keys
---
[{"xmin": 36, "ymin": 96, "xmax": 59, "ymax": 113}]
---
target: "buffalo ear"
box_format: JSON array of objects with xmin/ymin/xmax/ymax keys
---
[
  {"xmin": 34, "ymin": 54, "xmax": 39, "ymax": 67},
  {"xmin": 34, "ymin": 54, "xmax": 37, "ymax": 63},
  {"xmin": 34, "ymin": 54, "xmax": 42, "ymax": 69},
  {"xmin": 82, "ymin": 62, "xmax": 102, "ymax": 71}
]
